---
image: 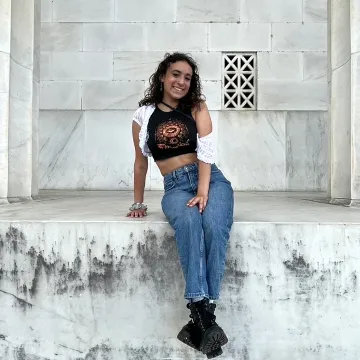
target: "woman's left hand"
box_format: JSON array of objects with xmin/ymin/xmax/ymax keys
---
[{"xmin": 187, "ymin": 193, "xmax": 208, "ymax": 213}]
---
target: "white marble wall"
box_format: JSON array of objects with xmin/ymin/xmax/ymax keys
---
[
  {"xmin": 0, "ymin": 0, "xmax": 40, "ymax": 201},
  {"xmin": 39, "ymin": 110, "xmax": 328, "ymax": 191},
  {"xmin": 329, "ymin": 0, "xmax": 351, "ymax": 202},
  {"xmin": 328, "ymin": 0, "xmax": 360, "ymax": 204},
  {"xmin": 286, "ymin": 112, "xmax": 328, "ymax": 191},
  {"xmin": 39, "ymin": 0, "xmax": 329, "ymax": 191},
  {"xmin": 216, "ymin": 111, "xmax": 328, "ymax": 191},
  {"xmin": 8, "ymin": 0, "xmax": 36, "ymax": 200},
  {"xmin": 39, "ymin": 111, "xmax": 85, "ymax": 189},
  {"xmin": 0, "ymin": 0, "xmax": 11, "ymax": 201},
  {"xmin": 304, "ymin": 0, "xmax": 328, "ymax": 22},
  {"xmin": 351, "ymin": 0, "xmax": 360, "ymax": 200},
  {"xmin": 32, "ymin": 0, "xmax": 41, "ymax": 197}
]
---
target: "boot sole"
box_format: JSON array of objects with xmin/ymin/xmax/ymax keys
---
[
  {"xmin": 177, "ymin": 328, "xmax": 223, "ymax": 358},
  {"xmin": 200, "ymin": 326, "xmax": 228, "ymax": 355},
  {"xmin": 177, "ymin": 328, "xmax": 198, "ymax": 351},
  {"xmin": 206, "ymin": 347, "xmax": 223, "ymax": 359}
]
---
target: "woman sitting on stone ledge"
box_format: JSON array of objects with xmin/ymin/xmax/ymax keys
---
[{"xmin": 127, "ymin": 52, "xmax": 234, "ymax": 359}]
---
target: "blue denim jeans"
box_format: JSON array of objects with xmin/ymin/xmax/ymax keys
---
[{"xmin": 161, "ymin": 163, "xmax": 234, "ymax": 300}]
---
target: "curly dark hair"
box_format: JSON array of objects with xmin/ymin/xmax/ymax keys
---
[{"xmin": 139, "ymin": 52, "xmax": 205, "ymax": 111}]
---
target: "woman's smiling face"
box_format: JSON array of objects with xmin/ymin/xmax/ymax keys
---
[{"xmin": 161, "ymin": 60, "xmax": 193, "ymax": 101}]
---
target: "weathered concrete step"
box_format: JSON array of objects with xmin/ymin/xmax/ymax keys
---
[
  {"xmin": 0, "ymin": 218, "xmax": 359, "ymax": 360},
  {"xmin": 0, "ymin": 191, "xmax": 359, "ymax": 359}
]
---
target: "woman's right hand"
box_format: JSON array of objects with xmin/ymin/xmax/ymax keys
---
[{"xmin": 126, "ymin": 209, "xmax": 147, "ymax": 218}]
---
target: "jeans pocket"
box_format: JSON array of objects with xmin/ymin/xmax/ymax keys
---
[{"xmin": 164, "ymin": 177, "xmax": 176, "ymax": 192}]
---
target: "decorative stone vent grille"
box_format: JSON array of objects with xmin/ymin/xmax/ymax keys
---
[{"xmin": 222, "ymin": 53, "xmax": 257, "ymax": 110}]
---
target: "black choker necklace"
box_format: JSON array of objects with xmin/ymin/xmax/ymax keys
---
[
  {"xmin": 160, "ymin": 101, "xmax": 177, "ymax": 111},
  {"xmin": 159, "ymin": 101, "xmax": 195, "ymax": 122}
]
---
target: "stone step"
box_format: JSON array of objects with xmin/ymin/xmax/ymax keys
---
[{"xmin": 0, "ymin": 191, "xmax": 359, "ymax": 359}]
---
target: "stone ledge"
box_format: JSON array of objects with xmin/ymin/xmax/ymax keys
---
[
  {"xmin": 0, "ymin": 218, "xmax": 359, "ymax": 359},
  {"xmin": 1, "ymin": 190, "xmax": 360, "ymax": 223},
  {"xmin": 0, "ymin": 191, "xmax": 360, "ymax": 359}
]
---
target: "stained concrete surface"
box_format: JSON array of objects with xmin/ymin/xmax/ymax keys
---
[{"xmin": 0, "ymin": 191, "xmax": 360, "ymax": 359}]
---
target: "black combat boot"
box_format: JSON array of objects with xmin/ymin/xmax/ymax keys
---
[
  {"xmin": 206, "ymin": 302, "xmax": 224, "ymax": 358},
  {"xmin": 179, "ymin": 299, "xmax": 228, "ymax": 356},
  {"xmin": 177, "ymin": 302, "xmax": 223, "ymax": 358}
]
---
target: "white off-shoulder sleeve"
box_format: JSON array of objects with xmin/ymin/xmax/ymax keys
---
[
  {"xmin": 132, "ymin": 105, "xmax": 156, "ymax": 157},
  {"xmin": 196, "ymin": 132, "xmax": 215, "ymax": 164},
  {"xmin": 132, "ymin": 107, "xmax": 143, "ymax": 126}
]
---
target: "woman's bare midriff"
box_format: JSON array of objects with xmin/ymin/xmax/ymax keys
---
[{"xmin": 156, "ymin": 153, "xmax": 198, "ymax": 176}]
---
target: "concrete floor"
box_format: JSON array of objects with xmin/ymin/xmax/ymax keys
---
[{"xmin": 0, "ymin": 190, "xmax": 359, "ymax": 223}]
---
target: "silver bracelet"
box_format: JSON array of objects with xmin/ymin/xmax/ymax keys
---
[{"xmin": 129, "ymin": 202, "xmax": 147, "ymax": 211}]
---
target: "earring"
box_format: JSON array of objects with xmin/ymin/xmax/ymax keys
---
[{"xmin": 160, "ymin": 82, "xmax": 163, "ymax": 92}]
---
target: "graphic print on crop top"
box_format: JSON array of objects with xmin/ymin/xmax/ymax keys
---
[
  {"xmin": 156, "ymin": 119, "xmax": 190, "ymax": 149},
  {"xmin": 146, "ymin": 106, "xmax": 197, "ymax": 161}
]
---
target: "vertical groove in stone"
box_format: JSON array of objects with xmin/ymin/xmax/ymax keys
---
[
  {"xmin": 350, "ymin": 0, "xmax": 360, "ymax": 199},
  {"xmin": 327, "ymin": 0, "xmax": 332, "ymax": 198},
  {"xmin": 0, "ymin": 0, "xmax": 11, "ymax": 201},
  {"xmin": 329, "ymin": 0, "xmax": 351, "ymax": 201},
  {"xmin": 7, "ymin": 0, "xmax": 39, "ymax": 200},
  {"xmin": 31, "ymin": 0, "xmax": 41, "ymax": 197}
]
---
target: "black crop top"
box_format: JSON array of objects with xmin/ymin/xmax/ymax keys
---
[{"xmin": 147, "ymin": 106, "xmax": 197, "ymax": 161}]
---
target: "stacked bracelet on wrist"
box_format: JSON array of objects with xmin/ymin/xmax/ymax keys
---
[{"xmin": 129, "ymin": 202, "xmax": 147, "ymax": 211}]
